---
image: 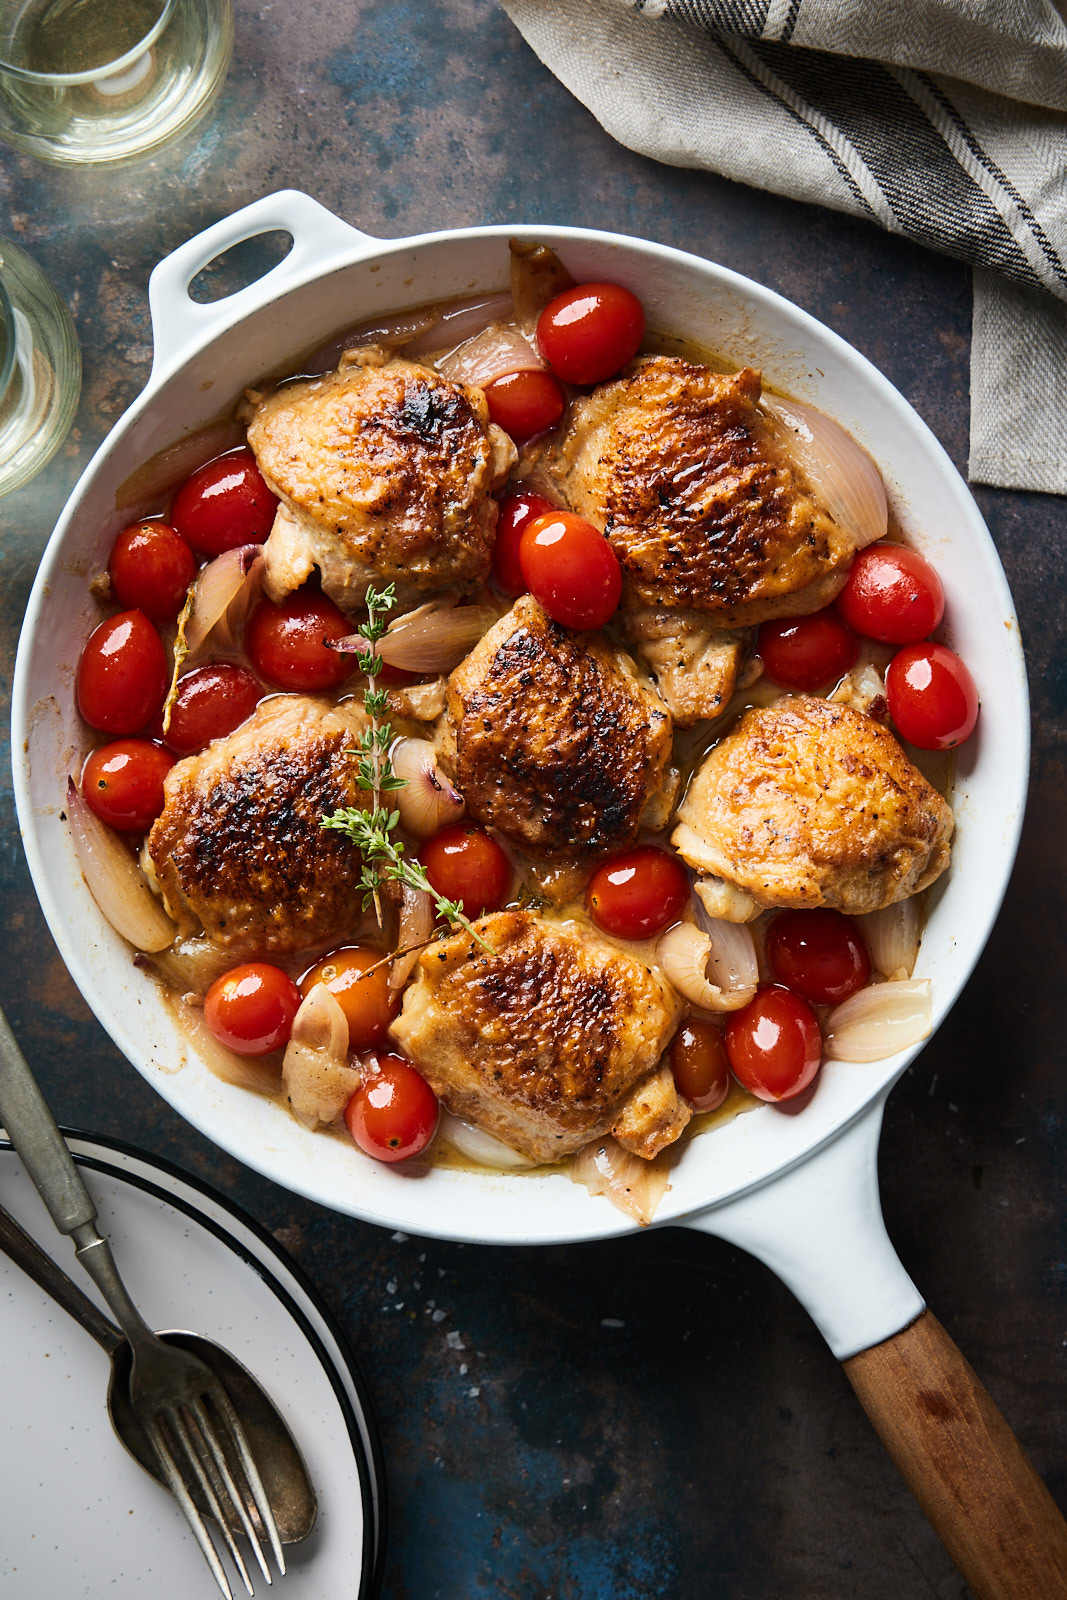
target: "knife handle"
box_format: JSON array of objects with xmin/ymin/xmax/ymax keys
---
[{"xmin": 0, "ymin": 1006, "xmax": 97, "ymax": 1236}]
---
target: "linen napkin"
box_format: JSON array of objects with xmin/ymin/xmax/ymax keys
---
[{"xmin": 499, "ymin": 0, "xmax": 1067, "ymax": 496}]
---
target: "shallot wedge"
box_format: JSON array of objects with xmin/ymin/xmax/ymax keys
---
[
  {"xmin": 764, "ymin": 395, "xmax": 887, "ymax": 550},
  {"xmin": 67, "ymin": 779, "xmax": 176, "ymax": 953},
  {"xmin": 569, "ymin": 1136, "xmax": 669, "ymax": 1226},
  {"xmin": 510, "ymin": 239, "xmax": 575, "ymax": 337},
  {"xmin": 304, "ymin": 305, "xmax": 444, "ymax": 372},
  {"xmin": 656, "ymin": 921, "xmax": 757, "ymax": 1012},
  {"xmin": 438, "ymin": 1108, "xmax": 535, "ymax": 1169},
  {"xmin": 405, "ymin": 293, "xmax": 514, "ymax": 357},
  {"xmin": 377, "ymin": 603, "xmax": 499, "ymax": 674},
  {"xmin": 176, "ymin": 995, "xmax": 282, "ymax": 1093},
  {"xmin": 435, "ymin": 322, "xmax": 546, "ymax": 389},
  {"xmin": 390, "ymin": 883, "xmax": 435, "ymax": 993},
  {"xmin": 114, "ymin": 419, "xmax": 245, "ymax": 509},
  {"xmin": 857, "ymin": 899, "xmax": 922, "ymax": 980},
  {"xmin": 824, "ymin": 979, "xmax": 932, "ymax": 1062},
  {"xmin": 282, "ymin": 983, "xmax": 359, "ymax": 1129},
  {"xmin": 182, "ymin": 543, "xmax": 264, "ymax": 656},
  {"xmin": 391, "ymin": 738, "xmax": 465, "ymax": 840}
]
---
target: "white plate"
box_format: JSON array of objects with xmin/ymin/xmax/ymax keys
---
[{"xmin": 0, "ymin": 1133, "xmax": 386, "ymax": 1599}]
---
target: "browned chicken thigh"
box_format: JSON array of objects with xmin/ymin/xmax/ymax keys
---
[
  {"xmin": 148, "ymin": 695, "xmax": 369, "ymax": 957},
  {"xmin": 672, "ymin": 695, "xmax": 954, "ymax": 919},
  {"xmin": 546, "ymin": 358, "xmax": 860, "ymax": 722},
  {"xmin": 438, "ymin": 594, "xmax": 677, "ymax": 868},
  {"xmin": 246, "ymin": 347, "xmax": 516, "ymax": 614},
  {"xmin": 390, "ymin": 910, "xmax": 687, "ymax": 1163}
]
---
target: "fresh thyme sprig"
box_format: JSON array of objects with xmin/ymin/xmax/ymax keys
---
[{"xmin": 323, "ymin": 582, "xmax": 491, "ymax": 952}]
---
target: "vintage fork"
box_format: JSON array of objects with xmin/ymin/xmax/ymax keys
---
[{"xmin": 0, "ymin": 1007, "xmax": 285, "ymax": 1599}]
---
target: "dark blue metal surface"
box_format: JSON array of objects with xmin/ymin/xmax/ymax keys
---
[{"xmin": 0, "ymin": 4, "xmax": 1064, "ymax": 1596}]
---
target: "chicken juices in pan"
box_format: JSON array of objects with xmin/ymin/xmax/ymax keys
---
[{"xmin": 71, "ymin": 241, "xmax": 977, "ymax": 1222}]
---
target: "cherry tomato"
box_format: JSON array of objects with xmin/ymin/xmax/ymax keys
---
[
  {"xmin": 300, "ymin": 945, "xmax": 396, "ymax": 1052},
  {"xmin": 724, "ymin": 987, "xmax": 822, "ymax": 1103},
  {"xmin": 670, "ymin": 1018, "xmax": 730, "ymax": 1112},
  {"xmin": 483, "ymin": 369, "xmax": 566, "ymax": 442},
  {"xmin": 837, "ymin": 543, "xmax": 945, "ymax": 644},
  {"xmin": 766, "ymin": 909, "xmax": 871, "ymax": 1005},
  {"xmin": 344, "ymin": 1053, "xmax": 439, "ymax": 1163},
  {"xmin": 81, "ymin": 739, "xmax": 175, "ymax": 833},
  {"xmin": 204, "ymin": 963, "xmax": 302, "ymax": 1056},
  {"xmin": 77, "ymin": 610, "xmax": 169, "ymax": 735},
  {"xmin": 537, "ymin": 282, "xmax": 645, "ymax": 385},
  {"xmin": 108, "ymin": 521, "xmax": 196, "ymax": 622},
  {"xmin": 758, "ymin": 608, "xmax": 858, "ymax": 692},
  {"xmin": 170, "ymin": 448, "xmax": 278, "ymax": 558},
  {"xmin": 519, "ymin": 511, "xmax": 622, "ymax": 630},
  {"xmin": 886, "ymin": 642, "xmax": 979, "ymax": 750},
  {"xmin": 492, "ymin": 487, "xmax": 555, "ymax": 596},
  {"xmin": 419, "ymin": 825, "xmax": 511, "ymax": 919},
  {"xmin": 586, "ymin": 846, "xmax": 689, "ymax": 940},
  {"xmin": 246, "ymin": 591, "xmax": 353, "ymax": 691},
  {"xmin": 162, "ymin": 663, "xmax": 262, "ymax": 756}
]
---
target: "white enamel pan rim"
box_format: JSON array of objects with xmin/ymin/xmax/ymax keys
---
[{"xmin": 12, "ymin": 194, "xmax": 1029, "ymax": 1323}]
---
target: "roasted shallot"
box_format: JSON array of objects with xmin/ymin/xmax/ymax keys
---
[
  {"xmin": 390, "ymin": 882, "xmax": 435, "ymax": 994},
  {"xmin": 68, "ymin": 778, "xmax": 176, "ymax": 953},
  {"xmin": 378, "ymin": 603, "xmax": 498, "ymax": 674},
  {"xmin": 391, "ymin": 738, "xmax": 465, "ymax": 840},
  {"xmin": 824, "ymin": 979, "xmax": 932, "ymax": 1062},
  {"xmin": 569, "ymin": 1136, "xmax": 669, "ymax": 1226},
  {"xmin": 435, "ymin": 322, "xmax": 545, "ymax": 389},
  {"xmin": 176, "ymin": 995, "xmax": 282, "ymax": 1093},
  {"xmin": 438, "ymin": 1108, "xmax": 534, "ymax": 1168},
  {"xmin": 282, "ymin": 983, "xmax": 360, "ymax": 1128},
  {"xmin": 656, "ymin": 920, "xmax": 758, "ymax": 1012},
  {"xmin": 858, "ymin": 900, "xmax": 922, "ymax": 980},
  {"xmin": 765, "ymin": 395, "xmax": 887, "ymax": 550}
]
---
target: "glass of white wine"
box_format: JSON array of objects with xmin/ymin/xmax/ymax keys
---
[
  {"xmin": 0, "ymin": 236, "xmax": 80, "ymax": 495},
  {"xmin": 0, "ymin": 0, "xmax": 233, "ymax": 166}
]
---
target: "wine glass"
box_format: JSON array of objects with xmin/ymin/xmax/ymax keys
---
[
  {"xmin": 0, "ymin": 236, "xmax": 80, "ymax": 496},
  {"xmin": 0, "ymin": 0, "xmax": 233, "ymax": 166}
]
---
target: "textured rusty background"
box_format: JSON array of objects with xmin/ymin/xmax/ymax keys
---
[{"xmin": 0, "ymin": 3, "xmax": 1065, "ymax": 1596}]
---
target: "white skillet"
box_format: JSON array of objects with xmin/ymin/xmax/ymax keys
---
[{"xmin": 13, "ymin": 192, "xmax": 1063, "ymax": 1597}]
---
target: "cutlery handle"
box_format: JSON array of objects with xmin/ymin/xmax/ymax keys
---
[
  {"xmin": 0, "ymin": 1007, "xmax": 97, "ymax": 1236},
  {"xmin": 0, "ymin": 1198, "xmax": 122, "ymax": 1354},
  {"xmin": 844, "ymin": 1310, "xmax": 1067, "ymax": 1600}
]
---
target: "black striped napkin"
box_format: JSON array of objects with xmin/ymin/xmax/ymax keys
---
[{"xmin": 501, "ymin": 0, "xmax": 1067, "ymax": 495}]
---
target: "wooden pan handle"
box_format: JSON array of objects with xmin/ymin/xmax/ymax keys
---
[{"xmin": 843, "ymin": 1310, "xmax": 1067, "ymax": 1600}]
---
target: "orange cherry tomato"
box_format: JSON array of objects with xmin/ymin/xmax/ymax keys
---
[
  {"xmin": 670, "ymin": 1018, "xmax": 730, "ymax": 1111},
  {"xmin": 300, "ymin": 945, "xmax": 396, "ymax": 1052}
]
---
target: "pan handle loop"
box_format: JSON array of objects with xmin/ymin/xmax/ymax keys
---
[
  {"xmin": 147, "ymin": 190, "xmax": 378, "ymax": 379},
  {"xmin": 679, "ymin": 1085, "xmax": 924, "ymax": 1359}
]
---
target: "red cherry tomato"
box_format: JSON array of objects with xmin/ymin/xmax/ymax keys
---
[
  {"xmin": 670, "ymin": 1018, "xmax": 730, "ymax": 1112},
  {"xmin": 586, "ymin": 846, "xmax": 689, "ymax": 940},
  {"xmin": 204, "ymin": 963, "xmax": 302, "ymax": 1056},
  {"xmin": 766, "ymin": 909, "xmax": 871, "ymax": 1005},
  {"xmin": 109, "ymin": 521, "xmax": 196, "ymax": 622},
  {"xmin": 77, "ymin": 610, "xmax": 169, "ymax": 735},
  {"xmin": 162, "ymin": 663, "xmax": 262, "ymax": 756},
  {"xmin": 837, "ymin": 543, "xmax": 945, "ymax": 644},
  {"xmin": 724, "ymin": 987, "xmax": 822, "ymax": 1103},
  {"xmin": 758, "ymin": 608, "xmax": 858, "ymax": 692},
  {"xmin": 537, "ymin": 282, "xmax": 645, "ymax": 385},
  {"xmin": 419, "ymin": 825, "xmax": 512, "ymax": 920},
  {"xmin": 492, "ymin": 487, "xmax": 555, "ymax": 597},
  {"xmin": 886, "ymin": 642, "xmax": 979, "ymax": 750},
  {"xmin": 300, "ymin": 945, "xmax": 397, "ymax": 1052},
  {"xmin": 170, "ymin": 448, "xmax": 278, "ymax": 558},
  {"xmin": 344, "ymin": 1053, "xmax": 439, "ymax": 1163},
  {"xmin": 519, "ymin": 511, "xmax": 622, "ymax": 630},
  {"xmin": 81, "ymin": 739, "xmax": 174, "ymax": 833},
  {"xmin": 483, "ymin": 369, "xmax": 566, "ymax": 442},
  {"xmin": 246, "ymin": 591, "xmax": 353, "ymax": 691}
]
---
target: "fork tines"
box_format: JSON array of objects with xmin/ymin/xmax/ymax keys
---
[{"xmin": 147, "ymin": 1381, "xmax": 286, "ymax": 1599}]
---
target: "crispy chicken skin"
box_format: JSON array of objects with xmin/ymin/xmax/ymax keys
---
[
  {"xmin": 148, "ymin": 695, "xmax": 369, "ymax": 956},
  {"xmin": 673, "ymin": 696, "xmax": 954, "ymax": 916},
  {"xmin": 390, "ymin": 910, "xmax": 686, "ymax": 1164},
  {"xmin": 438, "ymin": 594, "xmax": 676, "ymax": 861},
  {"xmin": 246, "ymin": 348, "xmax": 516, "ymax": 614}
]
